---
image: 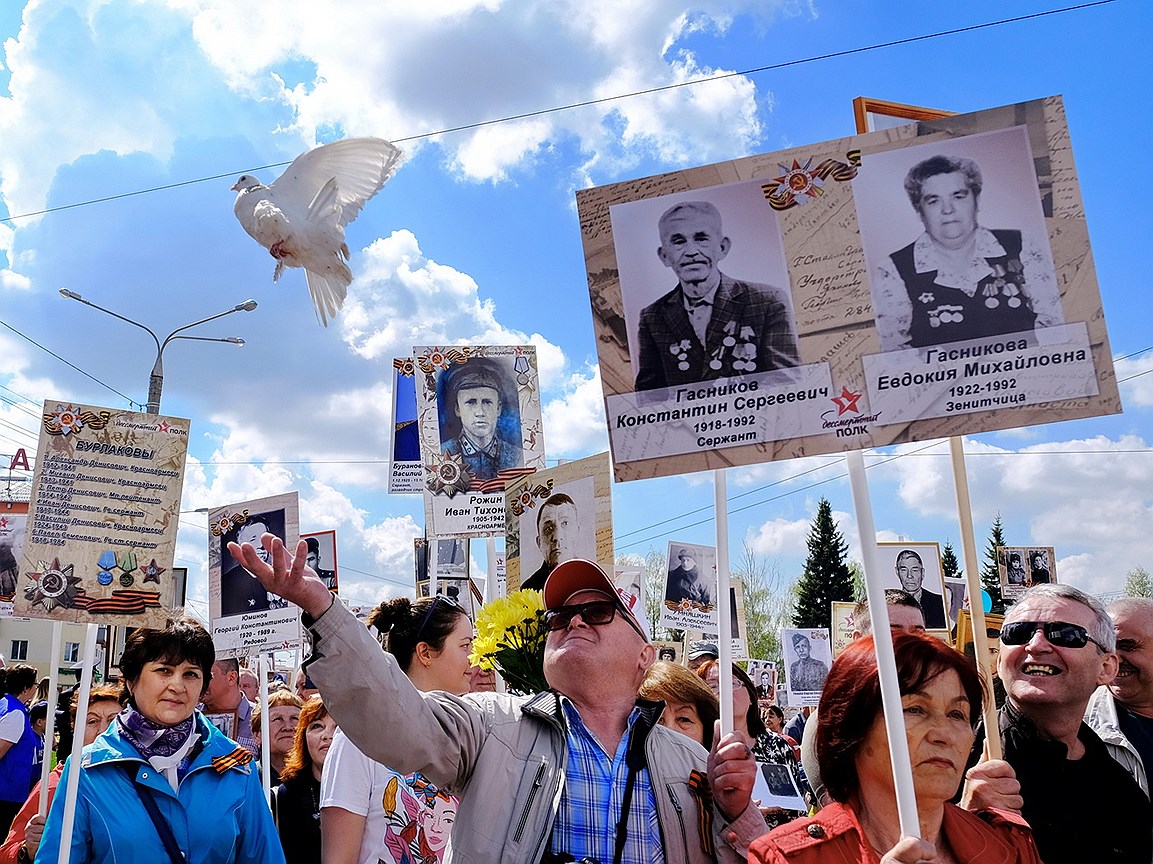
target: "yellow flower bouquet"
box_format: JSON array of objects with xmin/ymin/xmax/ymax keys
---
[{"xmin": 469, "ymin": 589, "xmax": 549, "ymax": 695}]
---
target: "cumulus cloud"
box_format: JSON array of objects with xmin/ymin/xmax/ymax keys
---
[
  {"xmin": 541, "ymin": 365, "xmax": 608, "ymax": 457},
  {"xmin": 175, "ymin": 0, "xmax": 776, "ymax": 183}
]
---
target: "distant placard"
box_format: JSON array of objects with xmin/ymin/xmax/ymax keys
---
[
  {"xmin": 415, "ymin": 346, "xmax": 545, "ymax": 537},
  {"xmin": 16, "ymin": 401, "xmax": 189, "ymax": 627},
  {"xmin": 389, "ymin": 358, "xmax": 423, "ymax": 494},
  {"xmin": 997, "ymin": 545, "xmax": 1056, "ymax": 601},
  {"xmin": 782, "ymin": 627, "xmax": 831, "ymax": 707},
  {"xmin": 875, "ymin": 542, "xmax": 948, "ymax": 631},
  {"xmin": 660, "ymin": 542, "xmax": 717, "ymax": 633},
  {"xmin": 576, "ymin": 96, "xmax": 1119, "ymax": 482},
  {"xmin": 209, "ymin": 492, "xmax": 301, "ymax": 658},
  {"xmin": 301, "ymin": 530, "xmax": 339, "ymax": 594},
  {"xmin": 504, "ymin": 452, "xmax": 613, "ymax": 593}
]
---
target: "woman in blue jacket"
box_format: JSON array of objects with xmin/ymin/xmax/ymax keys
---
[{"xmin": 36, "ymin": 617, "xmax": 284, "ymax": 864}]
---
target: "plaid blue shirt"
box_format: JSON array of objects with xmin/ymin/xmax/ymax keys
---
[{"xmin": 550, "ymin": 699, "xmax": 666, "ymax": 864}]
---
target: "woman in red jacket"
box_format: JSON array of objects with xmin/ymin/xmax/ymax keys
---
[{"xmin": 749, "ymin": 632, "xmax": 1043, "ymax": 864}]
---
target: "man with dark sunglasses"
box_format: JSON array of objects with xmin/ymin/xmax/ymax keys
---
[
  {"xmin": 230, "ymin": 537, "xmax": 768, "ymax": 864},
  {"xmin": 961, "ymin": 584, "xmax": 1151, "ymax": 864}
]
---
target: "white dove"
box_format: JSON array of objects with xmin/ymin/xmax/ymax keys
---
[{"xmin": 232, "ymin": 137, "xmax": 403, "ymax": 326}]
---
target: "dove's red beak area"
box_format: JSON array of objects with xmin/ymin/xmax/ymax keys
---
[{"xmin": 230, "ymin": 181, "xmax": 242, "ymax": 191}]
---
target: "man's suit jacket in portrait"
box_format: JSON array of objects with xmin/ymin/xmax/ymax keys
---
[{"xmin": 635, "ymin": 274, "xmax": 800, "ymax": 392}]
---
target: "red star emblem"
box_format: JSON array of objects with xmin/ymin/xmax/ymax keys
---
[
  {"xmin": 0, "ymin": 517, "xmax": 7, "ymax": 529},
  {"xmin": 156, "ymin": 421, "xmax": 170, "ymax": 433},
  {"xmin": 832, "ymin": 386, "xmax": 862, "ymax": 415}
]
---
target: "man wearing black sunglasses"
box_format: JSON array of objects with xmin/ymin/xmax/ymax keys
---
[
  {"xmin": 962, "ymin": 584, "xmax": 1151, "ymax": 864},
  {"xmin": 230, "ymin": 538, "xmax": 769, "ymax": 864}
]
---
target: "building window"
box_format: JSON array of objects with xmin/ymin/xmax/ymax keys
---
[
  {"xmin": 64, "ymin": 642, "xmax": 80, "ymax": 663},
  {"xmin": 9, "ymin": 641, "xmax": 27, "ymax": 662}
]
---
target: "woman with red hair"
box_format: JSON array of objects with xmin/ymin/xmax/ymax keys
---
[
  {"xmin": 273, "ymin": 694, "xmax": 336, "ymax": 864},
  {"xmin": 750, "ymin": 632, "xmax": 1043, "ymax": 864}
]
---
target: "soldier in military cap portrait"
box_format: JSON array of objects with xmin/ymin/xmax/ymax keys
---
[
  {"xmin": 788, "ymin": 632, "xmax": 829, "ymax": 694},
  {"xmin": 438, "ymin": 357, "xmax": 523, "ymax": 481}
]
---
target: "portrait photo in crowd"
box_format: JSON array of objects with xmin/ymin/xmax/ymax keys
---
[
  {"xmin": 432, "ymin": 537, "xmax": 469, "ymax": 581},
  {"xmin": 700, "ymin": 579, "xmax": 749, "ymax": 659},
  {"xmin": 611, "ymin": 182, "xmax": 800, "ymax": 393},
  {"xmin": 943, "ymin": 576, "xmax": 967, "ymax": 629},
  {"xmin": 0, "ymin": 510, "xmax": 27, "ymax": 604},
  {"xmin": 782, "ymin": 627, "xmax": 831, "ymax": 706},
  {"xmin": 504, "ymin": 453, "xmax": 612, "ymax": 592},
  {"xmin": 875, "ymin": 542, "xmax": 949, "ymax": 630},
  {"xmin": 614, "ymin": 564, "xmax": 649, "ymax": 639},
  {"xmin": 997, "ymin": 545, "xmax": 1055, "ymax": 601},
  {"xmin": 747, "ymin": 659, "xmax": 777, "ymax": 702},
  {"xmin": 654, "ymin": 641, "xmax": 682, "ymax": 664},
  {"xmin": 209, "ymin": 491, "xmax": 301, "ymax": 657},
  {"xmin": 301, "ymin": 529, "xmax": 338, "ymax": 593},
  {"xmin": 389, "ymin": 357, "xmax": 423, "ymax": 494},
  {"xmin": 855, "ymin": 125, "xmax": 1062, "ymax": 354},
  {"xmin": 415, "ymin": 345, "xmax": 545, "ymax": 537},
  {"xmin": 577, "ymin": 97, "xmax": 1120, "ymax": 483},
  {"xmin": 752, "ymin": 761, "xmax": 808, "ymax": 812},
  {"xmin": 659, "ymin": 541, "xmax": 718, "ymax": 633}
]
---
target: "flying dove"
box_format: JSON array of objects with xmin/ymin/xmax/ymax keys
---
[{"xmin": 232, "ymin": 137, "xmax": 403, "ymax": 325}]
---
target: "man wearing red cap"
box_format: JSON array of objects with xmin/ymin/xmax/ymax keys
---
[{"xmin": 231, "ymin": 536, "xmax": 767, "ymax": 864}]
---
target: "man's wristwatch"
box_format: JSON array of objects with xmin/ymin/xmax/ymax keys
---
[{"xmin": 17, "ymin": 843, "xmax": 30, "ymax": 863}]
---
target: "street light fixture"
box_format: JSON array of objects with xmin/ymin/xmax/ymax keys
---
[{"xmin": 58, "ymin": 289, "xmax": 257, "ymax": 414}]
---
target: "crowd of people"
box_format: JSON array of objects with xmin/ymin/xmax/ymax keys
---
[{"xmin": 0, "ymin": 534, "xmax": 1146, "ymax": 864}]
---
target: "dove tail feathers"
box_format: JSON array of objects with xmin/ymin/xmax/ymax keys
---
[{"xmin": 305, "ymin": 269, "xmax": 348, "ymax": 327}]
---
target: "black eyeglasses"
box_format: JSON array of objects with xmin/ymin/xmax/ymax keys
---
[
  {"xmin": 1000, "ymin": 620, "xmax": 1105, "ymax": 651},
  {"xmin": 416, "ymin": 594, "xmax": 463, "ymax": 641},
  {"xmin": 544, "ymin": 600, "xmax": 647, "ymax": 641}
]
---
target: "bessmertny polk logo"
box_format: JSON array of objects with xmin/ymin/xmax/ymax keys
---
[{"xmin": 821, "ymin": 386, "xmax": 881, "ymax": 439}]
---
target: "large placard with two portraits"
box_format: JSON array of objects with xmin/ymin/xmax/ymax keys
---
[{"xmin": 576, "ymin": 96, "xmax": 1118, "ymax": 482}]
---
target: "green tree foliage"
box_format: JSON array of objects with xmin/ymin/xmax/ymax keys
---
[
  {"xmin": 1125, "ymin": 566, "xmax": 1153, "ymax": 598},
  {"xmin": 941, "ymin": 542, "xmax": 962, "ymax": 581},
  {"xmin": 981, "ymin": 515, "xmax": 1007, "ymax": 614},
  {"xmin": 793, "ymin": 497, "xmax": 854, "ymax": 629}
]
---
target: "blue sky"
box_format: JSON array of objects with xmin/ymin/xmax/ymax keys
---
[{"xmin": 1, "ymin": 0, "xmax": 1151, "ymax": 619}]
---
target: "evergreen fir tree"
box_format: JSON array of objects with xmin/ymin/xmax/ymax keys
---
[
  {"xmin": 941, "ymin": 542, "xmax": 961, "ymax": 581},
  {"xmin": 981, "ymin": 515, "xmax": 1007, "ymax": 614},
  {"xmin": 793, "ymin": 498, "xmax": 854, "ymax": 629}
]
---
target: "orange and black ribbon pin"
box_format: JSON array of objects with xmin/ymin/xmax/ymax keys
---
[{"xmin": 688, "ymin": 769, "xmax": 716, "ymax": 857}]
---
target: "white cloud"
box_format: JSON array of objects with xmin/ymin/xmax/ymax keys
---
[
  {"xmin": 541, "ymin": 365, "xmax": 608, "ymax": 457},
  {"xmin": 172, "ymin": 0, "xmax": 775, "ymax": 183}
]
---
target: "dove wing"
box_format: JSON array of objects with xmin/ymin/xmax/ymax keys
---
[{"xmin": 269, "ymin": 137, "xmax": 402, "ymax": 228}]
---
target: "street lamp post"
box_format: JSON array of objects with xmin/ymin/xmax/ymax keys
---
[{"xmin": 59, "ymin": 290, "xmax": 257, "ymax": 414}]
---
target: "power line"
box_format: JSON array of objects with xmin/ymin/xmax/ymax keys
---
[
  {"xmin": 0, "ymin": 319, "xmax": 138, "ymax": 407},
  {"xmin": 0, "ymin": 0, "xmax": 1114, "ymax": 225}
]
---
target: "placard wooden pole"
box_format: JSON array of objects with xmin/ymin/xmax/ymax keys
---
[
  {"xmin": 714, "ymin": 468, "xmax": 733, "ymax": 736},
  {"xmin": 485, "ymin": 537, "xmax": 498, "ymax": 603},
  {"xmin": 259, "ymin": 653, "xmax": 272, "ymax": 807},
  {"xmin": 949, "ymin": 436, "xmax": 1002, "ymax": 759},
  {"xmin": 56, "ymin": 622, "xmax": 99, "ymax": 864},
  {"xmin": 846, "ymin": 450, "xmax": 920, "ymax": 838},
  {"xmin": 36, "ymin": 621, "xmax": 63, "ymax": 817}
]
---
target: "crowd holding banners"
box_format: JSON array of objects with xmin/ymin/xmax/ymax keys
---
[
  {"xmin": 36, "ymin": 618, "xmax": 283, "ymax": 864},
  {"xmin": 233, "ymin": 537, "xmax": 769, "ymax": 863},
  {"xmin": 504, "ymin": 452, "xmax": 613, "ymax": 593},
  {"xmin": 415, "ymin": 346, "xmax": 545, "ymax": 538},
  {"xmin": 576, "ymin": 97, "xmax": 1118, "ymax": 485},
  {"xmin": 320, "ymin": 596, "xmax": 471, "ymax": 864}
]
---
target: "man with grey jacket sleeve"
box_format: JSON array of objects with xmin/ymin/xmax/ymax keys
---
[{"xmin": 230, "ymin": 538, "xmax": 768, "ymax": 864}]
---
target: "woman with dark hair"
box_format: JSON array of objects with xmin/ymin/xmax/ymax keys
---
[
  {"xmin": 750, "ymin": 632, "xmax": 1043, "ymax": 864},
  {"xmin": 272, "ymin": 695, "xmax": 336, "ymax": 864},
  {"xmin": 0, "ymin": 664, "xmax": 40, "ymax": 835},
  {"xmin": 36, "ymin": 617, "xmax": 284, "ymax": 864},
  {"xmin": 698, "ymin": 661, "xmax": 809, "ymax": 827},
  {"xmin": 320, "ymin": 595, "xmax": 471, "ymax": 864},
  {"xmin": 638, "ymin": 660, "xmax": 719, "ymax": 749},
  {"xmin": 0, "ymin": 683, "xmax": 122, "ymax": 863}
]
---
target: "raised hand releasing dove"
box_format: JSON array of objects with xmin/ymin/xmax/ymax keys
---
[{"xmin": 232, "ymin": 137, "xmax": 403, "ymax": 326}]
